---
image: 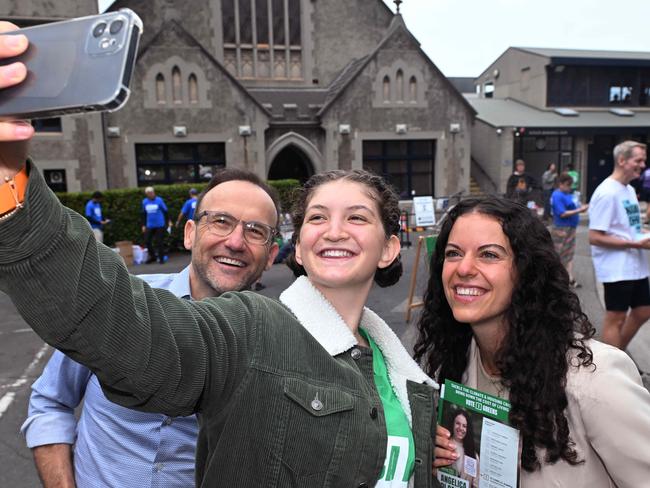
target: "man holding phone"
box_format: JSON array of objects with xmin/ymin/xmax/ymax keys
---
[
  {"xmin": 0, "ymin": 22, "xmax": 281, "ymax": 488},
  {"xmin": 22, "ymin": 169, "xmax": 280, "ymax": 488}
]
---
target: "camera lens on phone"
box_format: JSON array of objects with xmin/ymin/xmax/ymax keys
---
[
  {"xmin": 109, "ymin": 20, "xmax": 124, "ymax": 34},
  {"xmin": 92, "ymin": 22, "xmax": 107, "ymax": 38}
]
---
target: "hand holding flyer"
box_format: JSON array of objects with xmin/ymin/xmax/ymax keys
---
[{"xmin": 437, "ymin": 380, "xmax": 521, "ymax": 488}]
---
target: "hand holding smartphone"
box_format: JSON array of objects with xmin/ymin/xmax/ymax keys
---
[{"xmin": 0, "ymin": 9, "xmax": 143, "ymax": 121}]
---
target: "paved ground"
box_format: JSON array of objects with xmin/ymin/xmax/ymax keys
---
[{"xmin": 0, "ymin": 225, "xmax": 648, "ymax": 486}]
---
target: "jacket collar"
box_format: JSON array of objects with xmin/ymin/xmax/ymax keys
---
[{"xmin": 280, "ymin": 276, "xmax": 438, "ymax": 424}]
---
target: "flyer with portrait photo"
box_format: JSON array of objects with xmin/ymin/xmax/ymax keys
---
[{"xmin": 437, "ymin": 380, "xmax": 521, "ymax": 488}]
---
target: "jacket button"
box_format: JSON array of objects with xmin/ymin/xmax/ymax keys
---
[
  {"xmin": 311, "ymin": 399, "xmax": 323, "ymax": 411},
  {"xmin": 369, "ymin": 407, "xmax": 378, "ymax": 419},
  {"xmin": 350, "ymin": 348, "xmax": 362, "ymax": 360}
]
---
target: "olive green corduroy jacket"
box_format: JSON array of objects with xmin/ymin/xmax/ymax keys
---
[{"xmin": 0, "ymin": 163, "xmax": 441, "ymax": 488}]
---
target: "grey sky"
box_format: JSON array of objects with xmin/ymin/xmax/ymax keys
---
[{"xmin": 99, "ymin": 0, "xmax": 650, "ymax": 77}]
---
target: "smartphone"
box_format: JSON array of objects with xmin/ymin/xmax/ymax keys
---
[{"xmin": 0, "ymin": 9, "xmax": 143, "ymax": 120}]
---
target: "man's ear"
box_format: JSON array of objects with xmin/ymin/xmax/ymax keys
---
[
  {"xmin": 265, "ymin": 241, "xmax": 280, "ymax": 270},
  {"xmin": 184, "ymin": 219, "xmax": 196, "ymax": 250}
]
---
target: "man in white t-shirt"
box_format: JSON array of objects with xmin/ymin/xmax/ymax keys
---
[{"xmin": 589, "ymin": 140, "xmax": 650, "ymax": 349}]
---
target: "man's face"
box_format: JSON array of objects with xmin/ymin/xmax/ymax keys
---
[
  {"xmin": 184, "ymin": 180, "xmax": 279, "ymax": 299},
  {"xmin": 515, "ymin": 163, "xmax": 525, "ymax": 174},
  {"xmin": 145, "ymin": 190, "xmax": 155, "ymax": 199},
  {"xmin": 619, "ymin": 147, "xmax": 647, "ymax": 183}
]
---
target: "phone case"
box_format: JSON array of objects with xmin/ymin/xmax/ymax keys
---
[{"xmin": 0, "ymin": 9, "xmax": 143, "ymax": 120}]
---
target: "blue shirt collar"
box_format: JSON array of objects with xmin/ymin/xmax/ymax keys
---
[{"xmin": 169, "ymin": 265, "xmax": 192, "ymax": 299}]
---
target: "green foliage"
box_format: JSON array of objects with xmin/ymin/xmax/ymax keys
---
[
  {"xmin": 267, "ymin": 179, "xmax": 300, "ymax": 213},
  {"xmin": 56, "ymin": 179, "xmax": 301, "ymax": 248},
  {"xmin": 56, "ymin": 183, "xmax": 206, "ymax": 248}
]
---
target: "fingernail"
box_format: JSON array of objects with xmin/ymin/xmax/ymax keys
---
[
  {"xmin": 5, "ymin": 34, "xmax": 26, "ymax": 48},
  {"xmin": 14, "ymin": 124, "xmax": 33, "ymax": 139},
  {"xmin": 4, "ymin": 63, "xmax": 24, "ymax": 81}
]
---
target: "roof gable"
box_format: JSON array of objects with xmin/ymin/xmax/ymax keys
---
[
  {"xmin": 137, "ymin": 18, "xmax": 270, "ymax": 115},
  {"xmin": 318, "ymin": 14, "xmax": 475, "ymax": 116}
]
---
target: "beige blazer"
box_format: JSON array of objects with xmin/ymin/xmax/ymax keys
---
[{"xmin": 462, "ymin": 338, "xmax": 650, "ymax": 488}]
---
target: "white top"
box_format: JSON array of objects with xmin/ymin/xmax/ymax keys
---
[
  {"xmin": 588, "ymin": 177, "xmax": 648, "ymax": 282},
  {"xmin": 462, "ymin": 338, "xmax": 650, "ymax": 488}
]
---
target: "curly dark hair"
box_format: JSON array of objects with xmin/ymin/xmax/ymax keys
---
[
  {"xmin": 285, "ymin": 169, "xmax": 403, "ymax": 287},
  {"xmin": 413, "ymin": 196, "xmax": 595, "ymax": 472}
]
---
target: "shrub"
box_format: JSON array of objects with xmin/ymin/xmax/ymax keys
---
[{"xmin": 56, "ymin": 179, "xmax": 301, "ymax": 248}]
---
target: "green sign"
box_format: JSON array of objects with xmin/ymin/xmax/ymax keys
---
[{"xmin": 438, "ymin": 380, "xmax": 511, "ymax": 424}]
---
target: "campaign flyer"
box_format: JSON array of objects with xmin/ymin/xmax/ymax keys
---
[{"xmin": 437, "ymin": 380, "xmax": 521, "ymax": 488}]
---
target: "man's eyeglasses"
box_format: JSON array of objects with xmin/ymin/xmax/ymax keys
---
[{"xmin": 194, "ymin": 211, "xmax": 277, "ymax": 245}]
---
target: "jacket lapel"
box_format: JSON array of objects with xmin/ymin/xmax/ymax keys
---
[{"xmin": 280, "ymin": 276, "xmax": 438, "ymax": 425}]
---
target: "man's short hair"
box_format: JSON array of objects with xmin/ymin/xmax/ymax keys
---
[
  {"xmin": 558, "ymin": 173, "xmax": 573, "ymax": 186},
  {"xmin": 195, "ymin": 168, "xmax": 281, "ymax": 230},
  {"xmin": 92, "ymin": 191, "xmax": 103, "ymax": 199},
  {"xmin": 515, "ymin": 159, "xmax": 525, "ymax": 168},
  {"xmin": 614, "ymin": 140, "xmax": 647, "ymax": 163},
  {"xmin": 145, "ymin": 186, "xmax": 155, "ymax": 194}
]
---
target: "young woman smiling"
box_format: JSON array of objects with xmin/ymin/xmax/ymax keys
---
[
  {"xmin": 0, "ymin": 164, "xmax": 438, "ymax": 487},
  {"xmin": 415, "ymin": 196, "xmax": 650, "ymax": 487}
]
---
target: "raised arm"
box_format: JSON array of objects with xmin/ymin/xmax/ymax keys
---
[{"xmin": 0, "ymin": 28, "xmax": 257, "ymax": 419}]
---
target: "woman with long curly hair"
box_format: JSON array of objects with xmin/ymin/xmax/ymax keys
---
[{"xmin": 415, "ymin": 196, "xmax": 650, "ymax": 487}]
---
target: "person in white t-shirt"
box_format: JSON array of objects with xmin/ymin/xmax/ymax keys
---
[{"xmin": 589, "ymin": 140, "xmax": 650, "ymax": 349}]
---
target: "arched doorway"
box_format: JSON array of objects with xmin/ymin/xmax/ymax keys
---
[{"xmin": 268, "ymin": 145, "xmax": 313, "ymax": 182}]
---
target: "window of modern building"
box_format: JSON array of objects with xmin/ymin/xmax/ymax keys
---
[
  {"xmin": 640, "ymin": 85, "xmax": 650, "ymax": 106},
  {"xmin": 514, "ymin": 135, "xmax": 575, "ymax": 180},
  {"xmin": 136, "ymin": 143, "xmax": 226, "ymax": 185},
  {"xmin": 43, "ymin": 169, "xmax": 67, "ymax": 193},
  {"xmin": 31, "ymin": 118, "xmax": 62, "ymax": 133},
  {"xmin": 222, "ymin": 0, "xmax": 302, "ymax": 80},
  {"xmin": 362, "ymin": 140, "xmax": 436, "ymax": 198},
  {"xmin": 609, "ymin": 84, "xmax": 633, "ymax": 104},
  {"xmin": 484, "ymin": 82, "xmax": 494, "ymax": 98}
]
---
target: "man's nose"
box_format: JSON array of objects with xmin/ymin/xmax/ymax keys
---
[{"xmin": 224, "ymin": 223, "xmax": 246, "ymax": 250}]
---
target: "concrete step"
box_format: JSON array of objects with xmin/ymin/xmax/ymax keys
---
[{"xmin": 469, "ymin": 176, "xmax": 483, "ymax": 196}]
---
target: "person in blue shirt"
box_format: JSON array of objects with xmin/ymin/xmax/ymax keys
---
[
  {"xmin": 175, "ymin": 187, "xmax": 198, "ymax": 228},
  {"xmin": 141, "ymin": 186, "xmax": 171, "ymax": 264},
  {"xmin": 84, "ymin": 191, "xmax": 109, "ymax": 243},
  {"xmin": 21, "ymin": 169, "xmax": 281, "ymax": 488},
  {"xmin": 551, "ymin": 173, "xmax": 589, "ymax": 287}
]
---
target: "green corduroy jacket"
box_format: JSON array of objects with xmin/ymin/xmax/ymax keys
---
[{"xmin": 0, "ymin": 163, "xmax": 441, "ymax": 488}]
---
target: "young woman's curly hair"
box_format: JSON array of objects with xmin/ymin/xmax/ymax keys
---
[{"xmin": 413, "ymin": 196, "xmax": 595, "ymax": 472}]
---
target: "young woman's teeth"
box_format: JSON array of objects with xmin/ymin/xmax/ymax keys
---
[{"xmin": 321, "ymin": 250, "xmax": 351, "ymax": 257}]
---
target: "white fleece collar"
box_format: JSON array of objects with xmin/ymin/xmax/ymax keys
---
[{"xmin": 280, "ymin": 276, "xmax": 438, "ymax": 424}]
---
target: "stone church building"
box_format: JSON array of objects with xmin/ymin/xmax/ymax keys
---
[{"xmin": 3, "ymin": 0, "xmax": 473, "ymax": 199}]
